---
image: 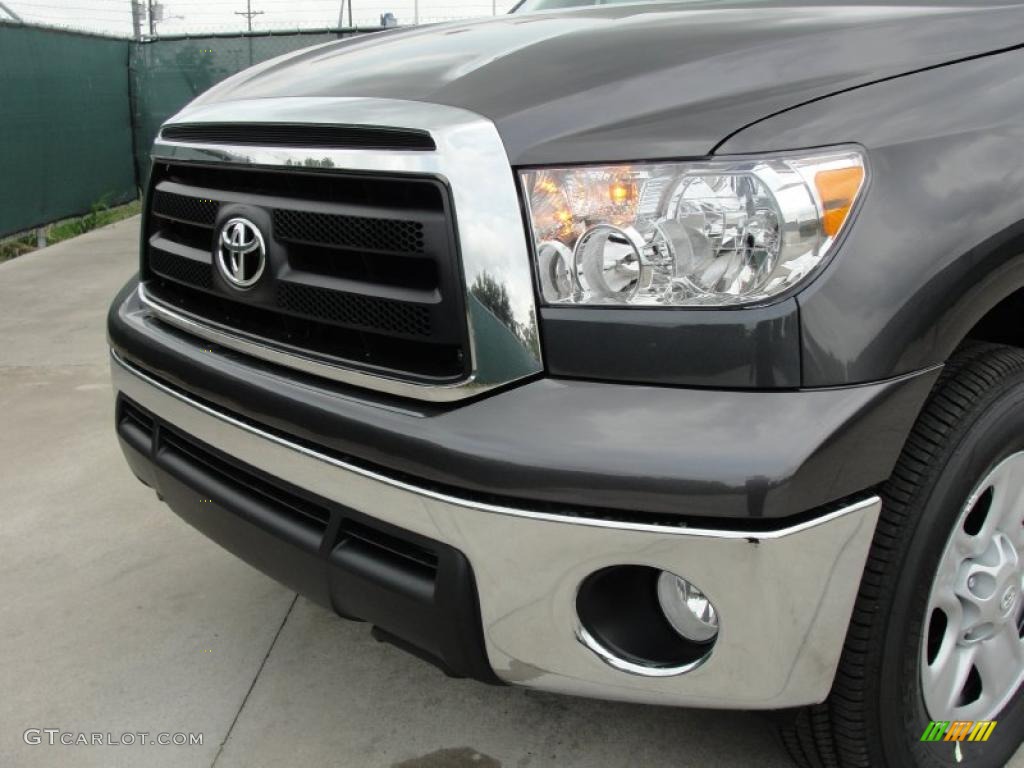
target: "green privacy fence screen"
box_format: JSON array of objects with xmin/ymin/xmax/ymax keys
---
[
  {"xmin": 0, "ymin": 24, "xmax": 374, "ymax": 238},
  {"xmin": 0, "ymin": 24, "xmax": 136, "ymax": 238},
  {"xmin": 129, "ymin": 30, "xmax": 368, "ymax": 186}
]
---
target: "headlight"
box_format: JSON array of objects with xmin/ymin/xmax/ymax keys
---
[{"xmin": 520, "ymin": 148, "xmax": 866, "ymax": 307}]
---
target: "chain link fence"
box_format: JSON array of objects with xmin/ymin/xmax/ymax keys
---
[
  {"xmin": 3, "ymin": 1, "xmax": 517, "ymax": 42},
  {"xmin": 0, "ymin": 0, "xmax": 524, "ymax": 239},
  {"xmin": 129, "ymin": 29, "xmax": 373, "ymax": 181},
  {"xmin": 1, "ymin": 1, "xmax": 520, "ymax": 238},
  {"xmin": 0, "ymin": 23, "xmax": 384, "ymax": 238},
  {"xmin": 0, "ymin": 22, "xmax": 137, "ymax": 238}
]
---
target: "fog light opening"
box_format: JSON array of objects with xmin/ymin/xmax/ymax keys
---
[{"xmin": 575, "ymin": 565, "xmax": 717, "ymax": 676}]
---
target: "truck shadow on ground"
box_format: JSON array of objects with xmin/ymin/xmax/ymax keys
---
[{"xmin": 227, "ymin": 597, "xmax": 792, "ymax": 768}]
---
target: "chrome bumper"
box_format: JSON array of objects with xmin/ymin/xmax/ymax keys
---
[{"xmin": 111, "ymin": 351, "xmax": 880, "ymax": 709}]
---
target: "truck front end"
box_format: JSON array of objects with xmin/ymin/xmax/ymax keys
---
[{"xmin": 109, "ymin": 7, "xmax": 1024, "ymax": 764}]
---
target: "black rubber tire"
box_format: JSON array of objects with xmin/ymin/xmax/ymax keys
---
[{"xmin": 778, "ymin": 342, "xmax": 1024, "ymax": 768}]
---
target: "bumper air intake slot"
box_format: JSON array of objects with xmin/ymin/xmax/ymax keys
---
[{"xmin": 114, "ymin": 395, "xmax": 497, "ymax": 683}]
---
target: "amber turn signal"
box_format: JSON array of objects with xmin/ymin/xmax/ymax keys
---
[{"xmin": 815, "ymin": 166, "xmax": 866, "ymax": 237}]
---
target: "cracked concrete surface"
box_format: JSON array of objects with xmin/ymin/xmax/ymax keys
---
[{"xmin": 1, "ymin": 217, "xmax": 1019, "ymax": 768}]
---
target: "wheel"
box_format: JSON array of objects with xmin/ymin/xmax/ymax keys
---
[{"xmin": 779, "ymin": 342, "xmax": 1024, "ymax": 768}]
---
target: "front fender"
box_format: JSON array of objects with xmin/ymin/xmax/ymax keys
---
[{"xmin": 718, "ymin": 48, "xmax": 1024, "ymax": 387}]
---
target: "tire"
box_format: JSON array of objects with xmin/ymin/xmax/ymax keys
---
[{"xmin": 779, "ymin": 342, "xmax": 1024, "ymax": 768}]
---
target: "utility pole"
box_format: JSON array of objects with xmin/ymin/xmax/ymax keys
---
[
  {"xmin": 0, "ymin": 2, "xmax": 23, "ymax": 22},
  {"xmin": 234, "ymin": 0, "xmax": 263, "ymax": 32},
  {"xmin": 146, "ymin": 3, "xmax": 181, "ymax": 37},
  {"xmin": 130, "ymin": 0, "xmax": 144, "ymax": 40},
  {"xmin": 413, "ymin": 0, "xmax": 418, "ymax": 24},
  {"xmin": 336, "ymin": 0, "xmax": 352, "ymax": 29}
]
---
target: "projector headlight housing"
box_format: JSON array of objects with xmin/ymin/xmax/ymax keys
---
[{"xmin": 520, "ymin": 147, "xmax": 866, "ymax": 307}]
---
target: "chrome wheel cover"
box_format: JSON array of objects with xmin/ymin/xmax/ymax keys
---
[{"xmin": 921, "ymin": 452, "xmax": 1024, "ymax": 721}]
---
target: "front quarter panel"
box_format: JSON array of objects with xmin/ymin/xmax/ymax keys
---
[{"xmin": 718, "ymin": 49, "xmax": 1024, "ymax": 386}]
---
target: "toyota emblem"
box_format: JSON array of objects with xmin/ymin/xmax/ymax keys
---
[{"xmin": 216, "ymin": 217, "xmax": 266, "ymax": 290}]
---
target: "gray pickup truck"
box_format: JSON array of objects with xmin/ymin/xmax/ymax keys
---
[{"xmin": 108, "ymin": 1, "xmax": 1024, "ymax": 766}]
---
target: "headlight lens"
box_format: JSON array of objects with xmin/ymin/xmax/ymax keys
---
[{"xmin": 521, "ymin": 148, "xmax": 866, "ymax": 307}]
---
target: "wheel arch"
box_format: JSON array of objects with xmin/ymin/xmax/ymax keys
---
[{"xmin": 960, "ymin": 283, "xmax": 1024, "ymax": 353}]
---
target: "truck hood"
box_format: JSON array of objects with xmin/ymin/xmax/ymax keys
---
[{"xmin": 188, "ymin": 1, "xmax": 1024, "ymax": 164}]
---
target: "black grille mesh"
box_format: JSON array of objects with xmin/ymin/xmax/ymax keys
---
[
  {"xmin": 144, "ymin": 162, "xmax": 469, "ymax": 383},
  {"xmin": 150, "ymin": 249, "xmax": 214, "ymax": 290},
  {"xmin": 152, "ymin": 190, "xmax": 219, "ymax": 227},
  {"xmin": 277, "ymin": 282, "xmax": 432, "ymax": 337},
  {"xmin": 273, "ymin": 209, "xmax": 425, "ymax": 254}
]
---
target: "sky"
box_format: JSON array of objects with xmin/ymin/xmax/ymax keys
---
[{"xmin": 0, "ymin": 0, "xmax": 518, "ymax": 38}]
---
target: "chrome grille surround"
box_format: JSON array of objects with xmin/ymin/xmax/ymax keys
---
[{"xmin": 147, "ymin": 97, "xmax": 543, "ymax": 403}]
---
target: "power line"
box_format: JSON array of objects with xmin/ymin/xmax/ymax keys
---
[
  {"xmin": 4, "ymin": 0, "xmax": 512, "ymax": 36},
  {"xmin": 0, "ymin": 1, "xmax": 23, "ymax": 21}
]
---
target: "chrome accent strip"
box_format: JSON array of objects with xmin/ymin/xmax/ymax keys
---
[
  {"xmin": 140, "ymin": 284, "xmax": 483, "ymax": 402},
  {"xmin": 112, "ymin": 347, "xmax": 868, "ymax": 538},
  {"xmin": 151, "ymin": 97, "xmax": 543, "ymax": 402},
  {"xmin": 575, "ymin": 625, "xmax": 712, "ymax": 678},
  {"xmin": 112, "ymin": 349, "xmax": 881, "ymax": 708}
]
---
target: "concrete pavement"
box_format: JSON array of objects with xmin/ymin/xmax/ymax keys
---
[{"xmin": 0, "ymin": 218, "xmax": 1018, "ymax": 768}]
